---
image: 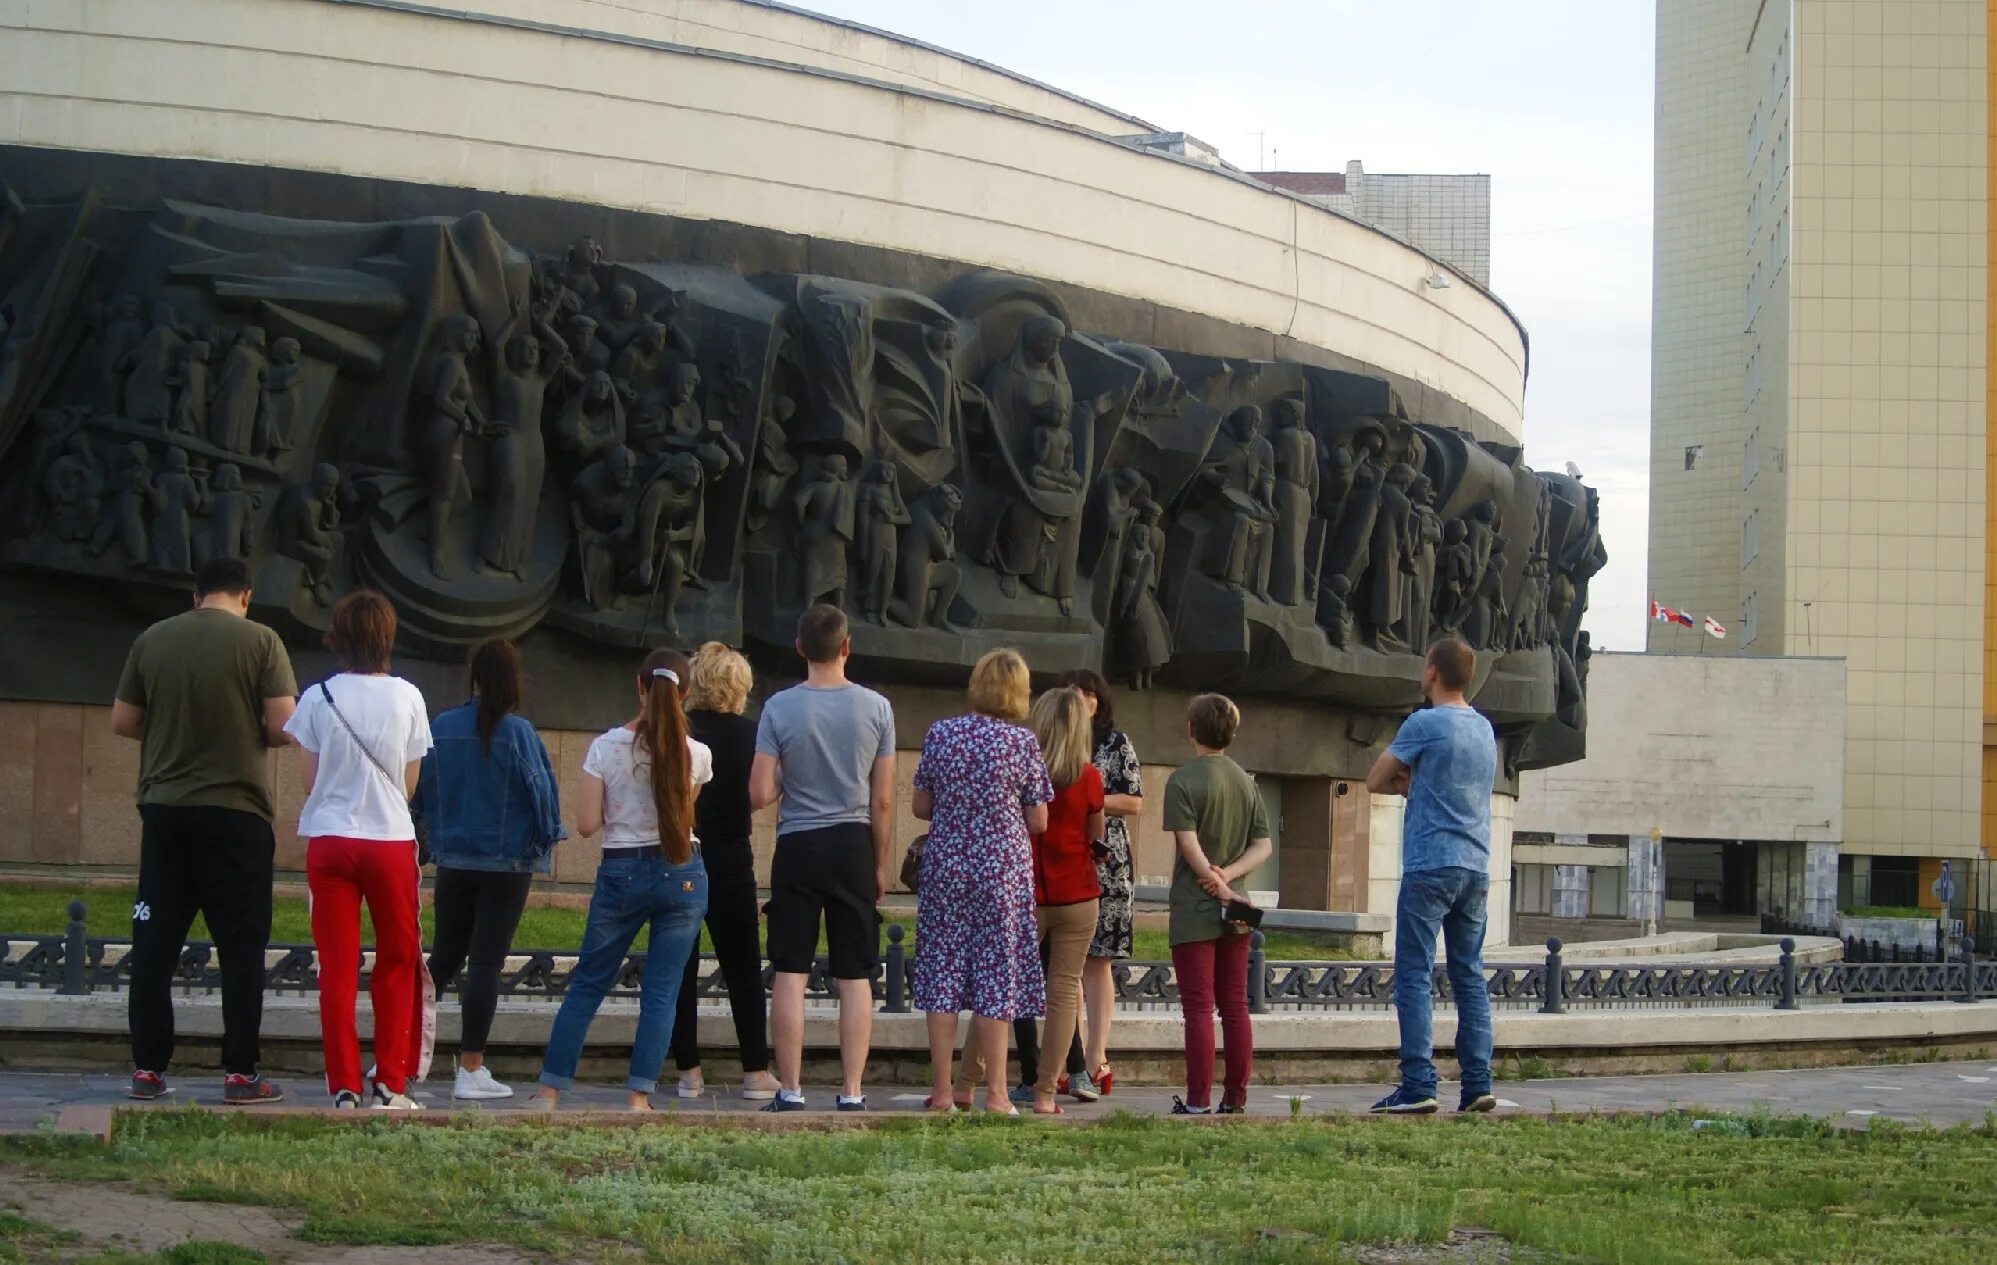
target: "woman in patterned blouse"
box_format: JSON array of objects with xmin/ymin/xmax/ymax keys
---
[{"xmin": 1060, "ymin": 668, "xmax": 1144, "ymax": 1097}]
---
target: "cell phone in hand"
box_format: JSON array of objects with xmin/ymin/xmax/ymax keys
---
[{"xmin": 1223, "ymin": 899, "xmax": 1264, "ymax": 928}]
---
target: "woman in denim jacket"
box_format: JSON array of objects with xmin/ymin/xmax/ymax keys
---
[{"xmin": 416, "ymin": 638, "xmax": 564, "ymax": 1101}]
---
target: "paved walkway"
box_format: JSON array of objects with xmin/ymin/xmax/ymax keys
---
[{"xmin": 5, "ymin": 1059, "xmax": 1995, "ymax": 1132}]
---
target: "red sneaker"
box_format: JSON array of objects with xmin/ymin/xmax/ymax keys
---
[
  {"xmin": 129, "ymin": 1070, "xmax": 166, "ymax": 1101},
  {"xmin": 222, "ymin": 1073, "xmax": 284, "ymax": 1105}
]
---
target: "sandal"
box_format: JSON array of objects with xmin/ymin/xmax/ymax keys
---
[
  {"xmin": 1032, "ymin": 1100, "xmax": 1066, "ymax": 1116},
  {"xmin": 923, "ymin": 1095, "xmax": 960, "ymax": 1114},
  {"xmin": 981, "ymin": 1104, "xmax": 1020, "ymax": 1117}
]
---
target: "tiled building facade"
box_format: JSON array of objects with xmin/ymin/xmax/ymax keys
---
[
  {"xmin": 1254, "ymin": 161, "xmax": 1493, "ymax": 287},
  {"xmin": 1650, "ymin": 0, "xmax": 1992, "ymax": 866}
]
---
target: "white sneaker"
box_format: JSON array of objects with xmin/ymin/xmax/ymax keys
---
[
  {"xmin": 676, "ymin": 1069, "xmax": 706, "ymax": 1099},
  {"xmin": 453, "ymin": 1065, "xmax": 513, "ymax": 1101},
  {"xmin": 369, "ymin": 1082, "xmax": 424, "ymax": 1111},
  {"xmin": 740, "ymin": 1071, "xmax": 781, "ymax": 1101}
]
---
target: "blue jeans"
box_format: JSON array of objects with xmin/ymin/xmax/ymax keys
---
[
  {"xmin": 1392, "ymin": 865, "xmax": 1493, "ymax": 1099},
  {"xmin": 539, "ymin": 850, "xmax": 708, "ymax": 1094}
]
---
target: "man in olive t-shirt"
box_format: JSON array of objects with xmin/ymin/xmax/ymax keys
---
[
  {"xmin": 1162, "ymin": 693, "xmax": 1272, "ymax": 1115},
  {"xmin": 110, "ymin": 558, "xmax": 297, "ymax": 1104}
]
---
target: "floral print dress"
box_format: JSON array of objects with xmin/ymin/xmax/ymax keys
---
[
  {"xmin": 1088, "ymin": 728, "xmax": 1143, "ymax": 959},
  {"xmin": 911, "ymin": 713, "xmax": 1054, "ymax": 1020}
]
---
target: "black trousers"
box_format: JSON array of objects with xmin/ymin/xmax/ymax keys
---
[
  {"xmin": 1013, "ymin": 934, "xmax": 1088, "ymax": 1088},
  {"xmin": 427, "ymin": 867, "xmax": 534, "ymax": 1057},
  {"xmin": 129, "ymin": 804, "xmax": 275, "ymax": 1076},
  {"xmin": 672, "ymin": 842, "xmax": 770, "ymax": 1073}
]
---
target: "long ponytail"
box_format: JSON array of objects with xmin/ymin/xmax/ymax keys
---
[{"xmin": 636, "ymin": 647, "xmax": 694, "ymax": 863}]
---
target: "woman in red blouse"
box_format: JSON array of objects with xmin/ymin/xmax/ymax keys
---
[{"xmin": 1021, "ymin": 687, "xmax": 1104, "ymax": 1114}]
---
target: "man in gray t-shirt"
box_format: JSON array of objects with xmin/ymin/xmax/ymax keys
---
[{"xmin": 749, "ymin": 604, "xmax": 896, "ymax": 1111}]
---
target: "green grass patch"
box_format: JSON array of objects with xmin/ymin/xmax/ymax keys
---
[
  {"xmin": 1841, "ymin": 906, "xmax": 1934, "ymax": 921},
  {"xmin": 0, "ymin": 1210, "xmax": 79, "ymax": 1264},
  {"xmin": 0, "ymin": 882, "xmax": 1349, "ymax": 963},
  {"xmin": 4, "ymin": 1111, "xmax": 1996, "ymax": 1264}
]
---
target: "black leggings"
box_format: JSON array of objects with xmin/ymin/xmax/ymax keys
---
[
  {"xmin": 673, "ymin": 844, "xmax": 770, "ymax": 1073},
  {"xmin": 427, "ymin": 867, "xmax": 533, "ymax": 1057}
]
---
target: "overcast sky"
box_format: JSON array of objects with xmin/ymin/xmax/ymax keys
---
[{"xmin": 806, "ymin": 0, "xmax": 1655, "ymax": 650}]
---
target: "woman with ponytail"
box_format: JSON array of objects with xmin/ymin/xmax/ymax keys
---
[{"xmin": 531, "ymin": 648, "xmax": 712, "ymax": 1112}]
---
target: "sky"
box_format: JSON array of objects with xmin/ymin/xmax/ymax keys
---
[{"xmin": 805, "ymin": 0, "xmax": 1656, "ymax": 650}]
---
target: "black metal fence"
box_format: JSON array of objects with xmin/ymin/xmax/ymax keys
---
[{"xmin": 7, "ymin": 903, "xmax": 1995, "ymax": 1015}]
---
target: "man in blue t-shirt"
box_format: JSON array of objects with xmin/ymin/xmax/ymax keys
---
[{"xmin": 1364, "ymin": 636, "xmax": 1499, "ymax": 1115}]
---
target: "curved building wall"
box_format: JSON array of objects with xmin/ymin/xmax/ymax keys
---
[{"xmin": 0, "ymin": 0, "xmax": 1528, "ymax": 436}]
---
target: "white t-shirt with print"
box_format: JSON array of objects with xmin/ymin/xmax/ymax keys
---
[
  {"xmin": 285, "ymin": 674, "xmax": 434, "ymax": 842},
  {"xmin": 582, "ymin": 726, "xmax": 714, "ymax": 849}
]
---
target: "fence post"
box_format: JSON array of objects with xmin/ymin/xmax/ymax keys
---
[
  {"xmin": 1777, "ymin": 937, "xmax": 1799, "ymax": 1010},
  {"xmin": 882, "ymin": 923, "xmax": 907, "ymax": 1013},
  {"xmin": 1247, "ymin": 931, "xmax": 1267, "ymax": 1015},
  {"xmin": 1539, "ymin": 937, "xmax": 1564, "ymax": 1014},
  {"xmin": 58, "ymin": 900, "xmax": 88, "ymax": 996}
]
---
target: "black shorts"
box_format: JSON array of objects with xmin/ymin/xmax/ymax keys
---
[{"xmin": 766, "ymin": 822, "xmax": 879, "ymax": 979}]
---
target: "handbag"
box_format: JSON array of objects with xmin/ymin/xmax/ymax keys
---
[
  {"xmin": 317, "ymin": 679, "xmax": 428, "ymax": 865},
  {"xmin": 899, "ymin": 833, "xmax": 926, "ymax": 893}
]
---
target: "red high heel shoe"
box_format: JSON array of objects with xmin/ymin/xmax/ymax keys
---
[{"xmin": 1094, "ymin": 1062, "xmax": 1114, "ymax": 1096}]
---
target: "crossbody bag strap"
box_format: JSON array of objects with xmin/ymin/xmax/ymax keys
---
[{"xmin": 318, "ymin": 679, "xmax": 406, "ymax": 801}]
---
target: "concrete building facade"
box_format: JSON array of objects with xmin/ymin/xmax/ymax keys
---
[{"xmin": 1649, "ymin": 0, "xmax": 1991, "ymax": 880}]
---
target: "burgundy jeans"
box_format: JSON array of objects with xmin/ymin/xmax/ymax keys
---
[{"xmin": 1172, "ymin": 932, "xmax": 1253, "ymax": 1109}]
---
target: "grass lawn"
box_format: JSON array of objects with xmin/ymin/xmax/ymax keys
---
[
  {"xmin": 0, "ymin": 882, "xmax": 1350, "ymax": 962},
  {"xmin": 4, "ymin": 1110, "xmax": 1996, "ymax": 1263},
  {"xmin": 1842, "ymin": 906, "xmax": 1934, "ymax": 921}
]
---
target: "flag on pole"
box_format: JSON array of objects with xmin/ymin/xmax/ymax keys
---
[
  {"xmin": 1650, "ymin": 599, "xmax": 1696, "ymax": 629},
  {"xmin": 1703, "ymin": 616, "xmax": 1727, "ymax": 640}
]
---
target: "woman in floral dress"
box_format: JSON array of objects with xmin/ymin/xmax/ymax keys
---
[
  {"xmin": 1061, "ymin": 668, "xmax": 1143, "ymax": 1097},
  {"xmin": 913, "ymin": 648, "xmax": 1053, "ymax": 1115}
]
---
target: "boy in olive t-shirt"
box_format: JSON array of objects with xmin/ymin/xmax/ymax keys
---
[{"xmin": 1161, "ymin": 693, "xmax": 1272, "ymax": 1115}]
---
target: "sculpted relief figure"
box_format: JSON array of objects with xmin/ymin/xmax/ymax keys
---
[
  {"xmin": 551, "ymin": 369, "xmax": 625, "ymax": 465},
  {"xmin": 1113, "ymin": 498, "xmax": 1170, "ymax": 690},
  {"xmin": 1318, "ymin": 430, "xmax": 1383, "ymax": 627},
  {"xmin": 258, "ymin": 337, "xmax": 305, "ymax": 454},
  {"xmin": 43, "ymin": 434, "xmax": 103, "ymax": 543},
  {"xmin": 276, "ymin": 463, "xmax": 343, "ymax": 606},
  {"xmin": 208, "ymin": 327, "xmax": 269, "ymax": 454},
  {"xmin": 627, "ymin": 452, "xmax": 705, "ymax": 639},
  {"xmin": 662, "ymin": 363, "xmax": 744, "ymax": 482},
  {"xmin": 93, "ymin": 441, "xmax": 156, "ymax": 566},
  {"xmin": 1201, "ymin": 405, "xmax": 1277, "ymax": 600},
  {"xmin": 123, "ymin": 302, "xmax": 189, "ymax": 425},
  {"xmin": 1404, "ymin": 474, "xmax": 1444, "ymax": 651},
  {"xmin": 166, "ymin": 340, "xmax": 213, "ymax": 439},
  {"xmin": 795, "ymin": 452, "xmax": 856, "ymax": 608},
  {"xmin": 197, "ymin": 462, "xmax": 255, "ymax": 569},
  {"xmin": 854, "ymin": 460, "xmax": 911, "ymax": 624},
  {"xmin": 611, "ymin": 320, "xmax": 670, "ymax": 393},
  {"xmin": 150, "ymin": 447, "xmax": 202, "ymax": 576},
  {"xmin": 1366, "ymin": 463, "xmax": 1418, "ymax": 648},
  {"xmin": 747, "ymin": 393, "xmax": 799, "ymax": 533},
  {"xmin": 1267, "ymin": 398, "xmax": 1319, "ymax": 606},
  {"xmin": 479, "ymin": 330, "xmax": 566, "ymax": 578},
  {"xmin": 889, "ymin": 481, "xmax": 964, "ymax": 633},
  {"xmin": 95, "ymin": 294, "xmax": 145, "ymax": 414},
  {"xmin": 570, "ymin": 444, "xmax": 637, "ymax": 611},
  {"xmin": 979, "ymin": 316, "xmax": 1087, "ymax": 613},
  {"xmin": 592, "ymin": 283, "xmax": 646, "ymax": 354},
  {"xmin": 420, "ymin": 314, "xmax": 487, "ymax": 579}
]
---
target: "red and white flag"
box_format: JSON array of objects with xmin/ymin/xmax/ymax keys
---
[{"xmin": 1703, "ymin": 616, "xmax": 1727, "ymax": 639}]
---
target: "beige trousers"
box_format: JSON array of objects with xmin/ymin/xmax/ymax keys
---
[{"xmin": 956, "ymin": 899, "xmax": 1099, "ymax": 1096}]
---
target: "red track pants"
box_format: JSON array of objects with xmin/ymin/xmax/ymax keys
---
[{"xmin": 308, "ymin": 836, "xmax": 422, "ymax": 1097}]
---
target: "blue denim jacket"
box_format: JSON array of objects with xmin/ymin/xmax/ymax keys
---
[{"xmin": 414, "ymin": 704, "xmax": 565, "ymax": 873}]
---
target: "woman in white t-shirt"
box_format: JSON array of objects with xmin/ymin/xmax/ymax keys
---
[
  {"xmin": 283, "ymin": 590, "xmax": 434, "ymax": 1110},
  {"xmin": 533, "ymin": 646, "xmax": 713, "ymax": 1112}
]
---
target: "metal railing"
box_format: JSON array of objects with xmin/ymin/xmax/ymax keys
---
[{"xmin": 6, "ymin": 906, "xmax": 1995, "ymax": 1014}]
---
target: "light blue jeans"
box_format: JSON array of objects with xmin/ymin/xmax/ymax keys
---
[
  {"xmin": 539, "ymin": 849, "xmax": 708, "ymax": 1094},
  {"xmin": 1392, "ymin": 865, "xmax": 1493, "ymax": 1099}
]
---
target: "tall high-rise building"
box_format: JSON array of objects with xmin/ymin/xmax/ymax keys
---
[
  {"xmin": 1255, "ymin": 161, "xmax": 1492, "ymax": 286},
  {"xmin": 1649, "ymin": 1, "xmax": 1990, "ymax": 877}
]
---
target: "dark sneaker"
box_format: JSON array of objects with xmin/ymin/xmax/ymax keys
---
[
  {"xmin": 835, "ymin": 1095, "xmax": 868, "ymax": 1113},
  {"xmin": 761, "ymin": 1094, "xmax": 809, "ymax": 1113},
  {"xmin": 1062, "ymin": 1070, "xmax": 1101, "ymax": 1103},
  {"xmin": 1006, "ymin": 1084, "xmax": 1036, "ymax": 1106},
  {"xmin": 1169, "ymin": 1096, "xmax": 1211, "ymax": 1116},
  {"xmin": 129, "ymin": 1070, "xmax": 167, "ymax": 1101},
  {"xmin": 223, "ymin": 1073, "xmax": 284, "ymax": 1106},
  {"xmin": 1215, "ymin": 1102, "xmax": 1246, "ymax": 1115},
  {"xmin": 1459, "ymin": 1089, "xmax": 1498, "ymax": 1114},
  {"xmin": 1369, "ymin": 1087, "xmax": 1438, "ymax": 1115},
  {"xmin": 332, "ymin": 1090, "xmax": 362, "ymax": 1110}
]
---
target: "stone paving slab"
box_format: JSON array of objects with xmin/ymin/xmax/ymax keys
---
[{"xmin": 3, "ymin": 1059, "xmax": 1994, "ymax": 1133}]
